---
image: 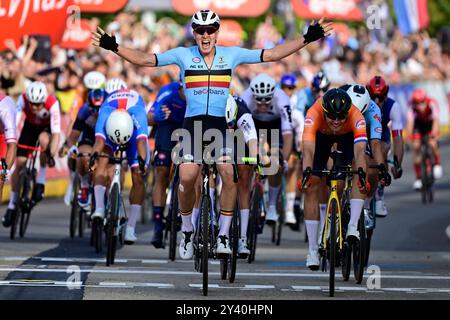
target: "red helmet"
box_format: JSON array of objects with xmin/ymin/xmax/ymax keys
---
[
  {"xmin": 366, "ymin": 76, "xmax": 389, "ymax": 100},
  {"xmin": 410, "ymin": 89, "xmax": 427, "ymax": 104}
]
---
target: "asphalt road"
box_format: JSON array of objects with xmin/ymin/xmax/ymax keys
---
[{"xmin": 0, "ymin": 144, "xmax": 449, "ymax": 301}]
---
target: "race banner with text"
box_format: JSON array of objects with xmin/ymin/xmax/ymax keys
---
[
  {"xmin": 73, "ymin": 0, "xmax": 128, "ymax": 13},
  {"xmin": 216, "ymin": 20, "xmax": 244, "ymax": 46},
  {"xmin": 291, "ymin": 0, "xmax": 364, "ymax": 21},
  {"xmin": 171, "ymin": 0, "xmax": 270, "ymax": 17},
  {"xmin": 60, "ymin": 19, "xmax": 93, "ymax": 50},
  {"xmin": 0, "ymin": 0, "xmax": 74, "ymax": 51}
]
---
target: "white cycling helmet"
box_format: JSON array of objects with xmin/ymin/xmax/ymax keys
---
[
  {"xmin": 105, "ymin": 78, "xmax": 127, "ymax": 94},
  {"xmin": 26, "ymin": 81, "xmax": 48, "ymax": 104},
  {"xmin": 106, "ymin": 109, "xmax": 134, "ymax": 145},
  {"xmin": 225, "ymin": 95, "xmax": 238, "ymax": 126},
  {"xmin": 343, "ymin": 84, "xmax": 371, "ymax": 114},
  {"xmin": 191, "ymin": 10, "xmax": 220, "ymax": 28},
  {"xmin": 83, "ymin": 71, "xmax": 106, "ymax": 90},
  {"xmin": 250, "ymin": 73, "xmax": 276, "ymax": 100}
]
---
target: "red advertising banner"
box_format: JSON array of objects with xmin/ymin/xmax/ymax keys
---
[
  {"xmin": 60, "ymin": 19, "xmax": 93, "ymax": 50},
  {"xmin": 291, "ymin": 0, "xmax": 364, "ymax": 21},
  {"xmin": 217, "ymin": 20, "xmax": 243, "ymax": 46},
  {"xmin": 0, "ymin": 0, "xmax": 73, "ymax": 51},
  {"xmin": 73, "ymin": 0, "xmax": 128, "ymax": 13},
  {"xmin": 171, "ymin": 0, "xmax": 270, "ymax": 17}
]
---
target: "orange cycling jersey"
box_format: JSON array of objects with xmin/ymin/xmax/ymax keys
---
[{"xmin": 303, "ymin": 98, "xmax": 368, "ymax": 144}]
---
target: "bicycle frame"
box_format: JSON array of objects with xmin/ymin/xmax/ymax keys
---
[{"xmin": 322, "ymin": 179, "xmax": 342, "ymax": 251}]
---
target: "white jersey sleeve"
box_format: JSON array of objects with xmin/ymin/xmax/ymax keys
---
[
  {"xmin": 237, "ymin": 112, "xmax": 257, "ymax": 144},
  {"xmin": 389, "ymin": 102, "xmax": 404, "ymax": 131},
  {"xmin": 49, "ymin": 100, "xmax": 61, "ymax": 134},
  {"xmin": 275, "ymin": 89, "xmax": 293, "ymax": 134},
  {"xmin": 0, "ymin": 96, "xmax": 17, "ymax": 143},
  {"xmin": 291, "ymin": 108, "xmax": 304, "ymax": 142}
]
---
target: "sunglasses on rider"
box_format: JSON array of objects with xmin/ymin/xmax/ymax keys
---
[
  {"xmin": 255, "ymin": 96, "xmax": 272, "ymax": 104},
  {"xmin": 194, "ymin": 26, "xmax": 218, "ymax": 35},
  {"xmin": 325, "ymin": 113, "xmax": 347, "ymax": 121}
]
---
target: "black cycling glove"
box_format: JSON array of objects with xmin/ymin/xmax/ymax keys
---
[
  {"xmin": 378, "ymin": 164, "xmax": 392, "ymax": 186},
  {"xmin": 303, "ymin": 22, "xmax": 325, "ymax": 44},
  {"xmin": 99, "ymin": 32, "xmax": 119, "ymax": 52},
  {"xmin": 89, "ymin": 152, "xmax": 99, "ymax": 170}
]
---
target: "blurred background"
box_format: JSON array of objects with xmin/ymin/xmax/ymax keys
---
[{"xmin": 0, "ymin": 0, "xmax": 449, "ymax": 194}]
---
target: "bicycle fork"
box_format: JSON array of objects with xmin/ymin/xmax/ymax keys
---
[{"xmin": 322, "ymin": 180, "xmax": 343, "ymax": 251}]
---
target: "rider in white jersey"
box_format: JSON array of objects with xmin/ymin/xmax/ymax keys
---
[
  {"xmin": 0, "ymin": 94, "xmax": 17, "ymax": 206},
  {"xmin": 241, "ymin": 73, "xmax": 293, "ymax": 225}
]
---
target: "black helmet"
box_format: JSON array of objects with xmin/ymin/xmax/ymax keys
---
[{"xmin": 322, "ymin": 88, "xmax": 352, "ymax": 120}]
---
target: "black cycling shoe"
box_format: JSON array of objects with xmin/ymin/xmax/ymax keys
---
[
  {"xmin": 2, "ymin": 209, "xmax": 15, "ymax": 227},
  {"xmin": 32, "ymin": 183, "xmax": 45, "ymax": 203},
  {"xmin": 151, "ymin": 220, "xmax": 165, "ymax": 249}
]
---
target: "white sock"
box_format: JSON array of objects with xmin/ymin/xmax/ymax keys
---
[
  {"xmin": 209, "ymin": 188, "xmax": 215, "ymax": 217},
  {"xmin": 94, "ymin": 185, "xmax": 106, "ymax": 211},
  {"xmin": 219, "ymin": 214, "xmax": 232, "ymax": 236},
  {"xmin": 268, "ymin": 185, "xmax": 281, "ymax": 207},
  {"xmin": 36, "ymin": 167, "xmax": 47, "ymax": 185},
  {"xmin": 191, "ymin": 207, "xmax": 200, "ymax": 231},
  {"xmin": 319, "ymin": 203, "xmax": 327, "ymax": 236},
  {"xmin": 285, "ymin": 192, "xmax": 296, "ymax": 213},
  {"xmin": 305, "ymin": 220, "xmax": 319, "ymax": 253},
  {"xmin": 240, "ymin": 209, "xmax": 250, "ymax": 238},
  {"xmin": 128, "ymin": 204, "xmax": 140, "ymax": 229},
  {"xmin": 350, "ymin": 199, "xmax": 364, "ymax": 227},
  {"xmin": 8, "ymin": 192, "xmax": 17, "ymax": 210},
  {"xmin": 80, "ymin": 174, "xmax": 90, "ymax": 188},
  {"xmin": 181, "ymin": 212, "xmax": 193, "ymax": 232}
]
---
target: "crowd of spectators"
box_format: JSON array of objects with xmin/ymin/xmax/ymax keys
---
[{"xmin": 1, "ymin": 9, "xmax": 449, "ymax": 114}]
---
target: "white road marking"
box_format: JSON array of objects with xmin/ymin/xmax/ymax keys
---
[
  {"xmin": 446, "ymin": 224, "xmax": 450, "ymax": 240},
  {"xmin": 1, "ymin": 267, "xmax": 450, "ymax": 281},
  {"xmin": 244, "ymin": 285, "xmax": 275, "ymax": 289},
  {"xmin": 141, "ymin": 260, "xmax": 168, "ymax": 264}
]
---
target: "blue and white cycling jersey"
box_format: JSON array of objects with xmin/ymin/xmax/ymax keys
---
[
  {"xmin": 150, "ymin": 82, "xmax": 186, "ymax": 125},
  {"xmin": 95, "ymin": 89, "xmax": 149, "ymax": 168},
  {"xmin": 365, "ymin": 100, "xmax": 382, "ymax": 141},
  {"xmin": 155, "ymin": 46, "xmax": 263, "ymax": 118},
  {"xmin": 294, "ymin": 87, "xmax": 316, "ymax": 115}
]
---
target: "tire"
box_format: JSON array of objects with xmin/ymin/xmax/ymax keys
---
[
  {"xmin": 329, "ymin": 199, "xmax": 337, "ymax": 297},
  {"xmin": 342, "ymin": 242, "xmax": 351, "ymax": 281},
  {"xmin": 69, "ymin": 176, "xmax": 80, "ymax": 238},
  {"xmin": 421, "ymin": 156, "xmax": 428, "ymax": 204},
  {"xmin": 229, "ymin": 209, "xmax": 239, "ymax": 283},
  {"xmin": 9, "ymin": 207, "xmax": 20, "ymax": 240},
  {"xmin": 94, "ymin": 219, "xmax": 103, "ymax": 254},
  {"xmin": 18, "ymin": 173, "xmax": 32, "ymax": 238},
  {"xmin": 220, "ymin": 257, "xmax": 228, "ymax": 280},
  {"xmin": 354, "ymin": 209, "xmax": 366, "ymax": 284},
  {"xmin": 365, "ymin": 229, "xmax": 373, "ymax": 268},
  {"xmin": 248, "ymin": 187, "xmax": 260, "ymax": 264},
  {"xmin": 168, "ymin": 180, "xmax": 179, "ymax": 261},
  {"xmin": 78, "ymin": 208, "xmax": 86, "ymax": 238},
  {"xmin": 106, "ymin": 184, "xmax": 120, "ymax": 266},
  {"xmin": 200, "ymin": 195, "xmax": 210, "ymax": 296}
]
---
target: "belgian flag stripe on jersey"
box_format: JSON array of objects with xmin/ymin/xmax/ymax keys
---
[{"xmin": 185, "ymin": 69, "xmax": 232, "ymax": 89}]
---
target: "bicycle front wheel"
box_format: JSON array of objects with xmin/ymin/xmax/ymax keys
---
[
  {"xmin": 106, "ymin": 184, "xmax": 120, "ymax": 266},
  {"xmin": 169, "ymin": 180, "xmax": 179, "ymax": 261},
  {"xmin": 354, "ymin": 209, "xmax": 366, "ymax": 284},
  {"xmin": 329, "ymin": 199, "xmax": 338, "ymax": 297},
  {"xmin": 200, "ymin": 195, "xmax": 210, "ymax": 296},
  {"xmin": 229, "ymin": 209, "xmax": 239, "ymax": 283},
  {"xmin": 18, "ymin": 173, "xmax": 32, "ymax": 238}
]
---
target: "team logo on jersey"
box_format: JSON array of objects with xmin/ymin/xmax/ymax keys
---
[
  {"xmin": 192, "ymin": 57, "xmax": 201, "ymax": 63},
  {"xmin": 374, "ymin": 114, "xmax": 382, "ymax": 123},
  {"xmin": 304, "ymin": 117, "xmax": 314, "ymax": 126},
  {"xmin": 375, "ymin": 127, "xmax": 382, "ymax": 133},
  {"xmin": 218, "ymin": 56, "xmax": 225, "ymax": 63},
  {"xmin": 355, "ymin": 119, "xmax": 366, "ymax": 129}
]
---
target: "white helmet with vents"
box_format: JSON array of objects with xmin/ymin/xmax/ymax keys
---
[
  {"xmin": 26, "ymin": 81, "xmax": 48, "ymax": 104},
  {"xmin": 106, "ymin": 109, "xmax": 134, "ymax": 145},
  {"xmin": 105, "ymin": 78, "xmax": 127, "ymax": 94},
  {"xmin": 191, "ymin": 10, "xmax": 220, "ymax": 28},
  {"xmin": 344, "ymin": 84, "xmax": 371, "ymax": 114},
  {"xmin": 83, "ymin": 71, "xmax": 106, "ymax": 90},
  {"xmin": 250, "ymin": 73, "xmax": 276, "ymax": 100}
]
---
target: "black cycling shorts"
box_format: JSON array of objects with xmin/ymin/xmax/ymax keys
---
[{"xmin": 17, "ymin": 121, "xmax": 50, "ymax": 158}]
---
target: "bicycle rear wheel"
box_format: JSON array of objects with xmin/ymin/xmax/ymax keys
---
[
  {"xmin": 168, "ymin": 180, "xmax": 179, "ymax": 261},
  {"xmin": 200, "ymin": 195, "xmax": 210, "ymax": 296},
  {"xmin": 329, "ymin": 199, "xmax": 338, "ymax": 297},
  {"xmin": 248, "ymin": 188, "xmax": 261, "ymax": 264},
  {"xmin": 93, "ymin": 219, "xmax": 103, "ymax": 253},
  {"xmin": 9, "ymin": 208, "xmax": 20, "ymax": 240},
  {"xmin": 353, "ymin": 209, "xmax": 366, "ymax": 284},
  {"xmin": 106, "ymin": 184, "xmax": 120, "ymax": 266},
  {"xmin": 229, "ymin": 210, "xmax": 239, "ymax": 283},
  {"xmin": 341, "ymin": 200, "xmax": 351, "ymax": 281}
]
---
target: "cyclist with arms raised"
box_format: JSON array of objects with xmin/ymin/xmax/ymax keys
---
[{"xmin": 93, "ymin": 9, "xmax": 332, "ymax": 259}]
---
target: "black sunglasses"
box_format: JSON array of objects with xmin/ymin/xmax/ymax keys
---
[
  {"xmin": 194, "ymin": 26, "xmax": 218, "ymax": 35},
  {"xmin": 255, "ymin": 96, "xmax": 272, "ymax": 103},
  {"xmin": 325, "ymin": 113, "xmax": 347, "ymax": 121}
]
